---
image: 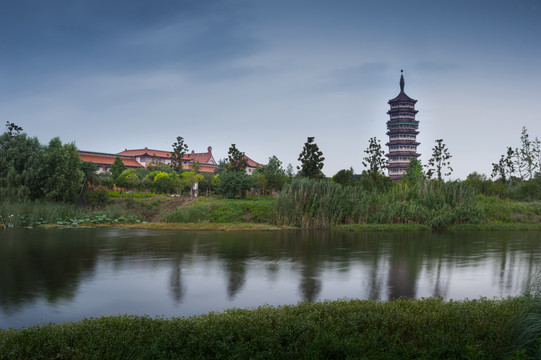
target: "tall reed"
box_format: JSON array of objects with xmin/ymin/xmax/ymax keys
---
[{"xmin": 274, "ymin": 178, "xmax": 485, "ymax": 230}]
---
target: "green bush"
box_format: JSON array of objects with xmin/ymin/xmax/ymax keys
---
[{"xmin": 0, "ymin": 297, "xmax": 531, "ymax": 360}]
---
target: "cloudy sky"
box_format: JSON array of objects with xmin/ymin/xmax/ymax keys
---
[{"xmin": 1, "ymin": 0, "xmax": 540, "ymax": 179}]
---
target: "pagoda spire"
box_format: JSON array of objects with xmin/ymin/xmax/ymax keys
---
[{"xmin": 400, "ymin": 69, "xmax": 405, "ymax": 93}]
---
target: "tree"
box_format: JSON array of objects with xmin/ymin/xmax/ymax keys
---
[
  {"xmin": 171, "ymin": 136, "xmax": 189, "ymax": 173},
  {"xmin": 259, "ymin": 155, "xmax": 286, "ymax": 192},
  {"xmin": 217, "ymin": 171, "xmax": 255, "ymax": 198},
  {"xmin": 297, "ymin": 137, "xmax": 325, "ymax": 179},
  {"xmin": 426, "ymin": 139, "xmax": 453, "ymax": 181},
  {"xmin": 361, "ymin": 137, "xmax": 388, "ymax": 187},
  {"xmin": 402, "ymin": 158, "xmax": 424, "ymax": 184},
  {"xmin": 116, "ymin": 169, "xmax": 139, "ymax": 189},
  {"xmin": 42, "ymin": 138, "xmax": 84, "ymax": 202},
  {"xmin": 5, "ymin": 121, "xmax": 23, "ymax": 138},
  {"xmin": 81, "ymin": 161, "xmax": 98, "ymax": 188},
  {"xmin": 491, "ymin": 147, "xmax": 514, "ymax": 183},
  {"xmin": 182, "ymin": 171, "xmax": 204, "ymax": 197},
  {"xmin": 517, "ymin": 127, "xmax": 538, "ymax": 180},
  {"xmin": 110, "ymin": 156, "xmax": 126, "ymax": 182},
  {"xmin": 286, "ymin": 163, "xmax": 295, "ymax": 178},
  {"xmin": 332, "ymin": 169, "xmax": 353, "ymax": 186},
  {"xmin": 227, "ymin": 144, "xmax": 248, "ymax": 172}
]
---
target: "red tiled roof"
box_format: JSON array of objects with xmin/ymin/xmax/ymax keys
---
[
  {"xmin": 79, "ymin": 152, "xmax": 144, "ymax": 168},
  {"xmin": 182, "ymin": 164, "xmax": 218, "ymax": 174},
  {"xmin": 118, "ymin": 148, "xmax": 172, "ymax": 158},
  {"xmin": 244, "ymin": 155, "xmax": 264, "ymax": 168}
]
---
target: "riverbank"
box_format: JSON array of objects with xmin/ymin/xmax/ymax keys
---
[
  {"xmin": 2, "ymin": 193, "xmax": 541, "ymax": 231},
  {"xmin": 0, "ymin": 297, "xmax": 535, "ymax": 359}
]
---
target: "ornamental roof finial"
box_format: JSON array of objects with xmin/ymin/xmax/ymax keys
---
[{"xmin": 400, "ymin": 69, "xmax": 405, "ymax": 93}]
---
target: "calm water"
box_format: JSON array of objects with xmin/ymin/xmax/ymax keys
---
[{"xmin": 1, "ymin": 228, "xmax": 540, "ymax": 329}]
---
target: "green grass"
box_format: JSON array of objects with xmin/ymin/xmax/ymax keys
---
[
  {"xmin": 163, "ymin": 197, "xmax": 275, "ymax": 224},
  {"xmin": 0, "ymin": 297, "xmax": 533, "ymax": 360}
]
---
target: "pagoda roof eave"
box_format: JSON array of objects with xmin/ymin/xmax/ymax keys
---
[
  {"xmin": 388, "ymin": 91, "xmax": 417, "ymax": 103},
  {"xmin": 385, "ymin": 152, "xmax": 421, "ymax": 157}
]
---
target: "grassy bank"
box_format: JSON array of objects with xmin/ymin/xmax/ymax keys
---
[
  {"xmin": 0, "ymin": 297, "xmax": 536, "ymax": 360},
  {"xmin": 163, "ymin": 197, "xmax": 275, "ymax": 224}
]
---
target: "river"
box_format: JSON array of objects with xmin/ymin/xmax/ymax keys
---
[{"xmin": 1, "ymin": 228, "xmax": 540, "ymax": 329}]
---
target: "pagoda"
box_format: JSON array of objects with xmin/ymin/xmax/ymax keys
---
[{"xmin": 385, "ymin": 70, "xmax": 420, "ymax": 181}]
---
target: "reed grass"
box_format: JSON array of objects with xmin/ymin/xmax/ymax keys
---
[{"xmin": 274, "ymin": 178, "xmax": 485, "ymax": 230}]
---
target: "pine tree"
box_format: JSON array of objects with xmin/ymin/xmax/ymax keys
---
[
  {"xmin": 171, "ymin": 136, "xmax": 189, "ymax": 173},
  {"xmin": 297, "ymin": 137, "xmax": 325, "ymax": 179}
]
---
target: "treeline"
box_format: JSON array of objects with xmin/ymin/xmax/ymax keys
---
[{"xmin": 0, "ymin": 123, "xmax": 83, "ymax": 203}]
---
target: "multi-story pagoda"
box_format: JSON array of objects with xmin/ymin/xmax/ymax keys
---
[{"xmin": 386, "ymin": 70, "xmax": 420, "ymax": 181}]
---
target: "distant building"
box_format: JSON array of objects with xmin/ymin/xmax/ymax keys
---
[
  {"xmin": 244, "ymin": 155, "xmax": 264, "ymax": 175},
  {"xmin": 79, "ymin": 151, "xmax": 144, "ymax": 173},
  {"xmin": 117, "ymin": 146, "xmax": 218, "ymax": 173},
  {"xmin": 79, "ymin": 146, "xmax": 264, "ymax": 175},
  {"xmin": 386, "ymin": 71, "xmax": 421, "ymax": 181}
]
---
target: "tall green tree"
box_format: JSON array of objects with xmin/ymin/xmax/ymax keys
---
[
  {"xmin": 259, "ymin": 155, "xmax": 286, "ymax": 192},
  {"xmin": 0, "ymin": 131, "xmax": 45, "ymax": 200},
  {"xmin": 402, "ymin": 158, "xmax": 424, "ymax": 184},
  {"xmin": 517, "ymin": 127, "xmax": 538, "ymax": 180},
  {"xmin": 491, "ymin": 147, "xmax": 515, "ymax": 183},
  {"xmin": 426, "ymin": 139, "xmax": 453, "ymax": 181},
  {"xmin": 42, "ymin": 138, "xmax": 84, "ymax": 202},
  {"xmin": 362, "ymin": 137, "xmax": 388, "ymax": 187},
  {"xmin": 227, "ymin": 144, "xmax": 248, "ymax": 172},
  {"xmin": 297, "ymin": 137, "xmax": 325, "ymax": 179},
  {"xmin": 110, "ymin": 156, "xmax": 126, "ymax": 181},
  {"xmin": 171, "ymin": 136, "xmax": 189, "ymax": 173}
]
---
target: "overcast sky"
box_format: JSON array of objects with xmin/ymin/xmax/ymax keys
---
[{"xmin": 1, "ymin": 0, "xmax": 540, "ymax": 179}]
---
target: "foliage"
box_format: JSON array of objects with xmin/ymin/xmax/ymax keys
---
[
  {"xmin": 517, "ymin": 127, "xmax": 539, "ymax": 180},
  {"xmin": 163, "ymin": 197, "xmax": 274, "ymax": 223},
  {"xmin": 153, "ymin": 172, "xmax": 178, "ymax": 194},
  {"xmin": 402, "ymin": 158, "xmax": 424, "ymax": 184},
  {"xmin": 332, "ymin": 169, "xmax": 353, "ymax": 186},
  {"xmin": 0, "ymin": 297, "xmax": 530, "ymax": 360},
  {"xmin": 42, "ymin": 138, "xmax": 84, "ymax": 203},
  {"xmin": 0, "ymin": 132, "xmax": 45, "ymax": 201},
  {"xmin": 0, "ymin": 200, "xmax": 140, "ymax": 227},
  {"xmin": 226, "ymin": 144, "xmax": 248, "ymax": 172},
  {"xmin": 492, "ymin": 147, "xmax": 515, "ymax": 183},
  {"xmin": 181, "ymin": 171, "xmax": 204, "ymax": 197},
  {"xmin": 275, "ymin": 178, "xmax": 484, "ymax": 230},
  {"xmin": 362, "ymin": 137, "xmax": 388, "ymax": 187},
  {"xmin": 110, "ymin": 156, "xmax": 126, "ymax": 181},
  {"xmin": 217, "ymin": 171, "xmax": 255, "ymax": 199},
  {"xmin": 297, "ymin": 136, "xmax": 325, "ymax": 179},
  {"xmin": 426, "ymin": 138, "xmax": 453, "ymax": 181},
  {"xmin": 257, "ymin": 155, "xmax": 287, "ymax": 192},
  {"xmin": 116, "ymin": 169, "xmax": 139, "ymax": 189},
  {"xmin": 5, "ymin": 121, "xmax": 23, "ymax": 137},
  {"xmin": 171, "ymin": 136, "xmax": 189, "ymax": 173}
]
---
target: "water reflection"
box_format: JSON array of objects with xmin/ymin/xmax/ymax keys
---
[{"xmin": 1, "ymin": 228, "xmax": 541, "ymax": 329}]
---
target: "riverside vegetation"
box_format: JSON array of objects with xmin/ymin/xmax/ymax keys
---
[{"xmin": 1, "ymin": 296, "xmax": 540, "ymax": 359}]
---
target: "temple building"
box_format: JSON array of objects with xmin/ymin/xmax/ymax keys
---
[{"xmin": 385, "ymin": 71, "xmax": 420, "ymax": 181}]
